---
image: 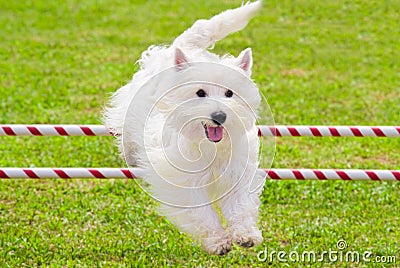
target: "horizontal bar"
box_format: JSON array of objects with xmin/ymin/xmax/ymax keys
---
[
  {"xmin": 0, "ymin": 125, "xmax": 399, "ymax": 137},
  {"xmin": 0, "ymin": 168, "xmax": 399, "ymax": 181}
]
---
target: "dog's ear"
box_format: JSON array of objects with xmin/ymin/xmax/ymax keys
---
[
  {"xmin": 175, "ymin": 48, "xmax": 190, "ymax": 71},
  {"xmin": 236, "ymin": 48, "xmax": 253, "ymax": 76}
]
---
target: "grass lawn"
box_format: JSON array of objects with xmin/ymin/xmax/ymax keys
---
[{"xmin": 0, "ymin": 0, "xmax": 399, "ymax": 266}]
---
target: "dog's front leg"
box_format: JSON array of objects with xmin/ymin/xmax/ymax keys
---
[
  {"xmin": 159, "ymin": 203, "xmax": 232, "ymax": 255},
  {"xmin": 219, "ymin": 180, "xmax": 264, "ymax": 248}
]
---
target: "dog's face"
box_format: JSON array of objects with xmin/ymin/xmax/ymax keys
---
[{"xmin": 157, "ymin": 48, "xmax": 260, "ymax": 145}]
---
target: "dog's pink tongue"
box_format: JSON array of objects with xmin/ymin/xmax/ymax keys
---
[{"xmin": 207, "ymin": 126, "xmax": 223, "ymax": 142}]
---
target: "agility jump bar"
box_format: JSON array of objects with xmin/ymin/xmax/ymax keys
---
[
  {"xmin": 1, "ymin": 125, "xmax": 399, "ymax": 137},
  {"xmin": 0, "ymin": 168, "xmax": 399, "ymax": 181}
]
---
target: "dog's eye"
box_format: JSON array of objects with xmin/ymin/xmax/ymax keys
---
[
  {"xmin": 225, "ymin": 90, "xmax": 233, "ymax": 98},
  {"xmin": 196, "ymin": 89, "xmax": 207, "ymax": 97}
]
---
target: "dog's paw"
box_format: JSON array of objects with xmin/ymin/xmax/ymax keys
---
[
  {"xmin": 202, "ymin": 234, "xmax": 232, "ymax": 255},
  {"xmin": 232, "ymin": 229, "xmax": 262, "ymax": 248},
  {"xmin": 235, "ymin": 236, "xmax": 255, "ymax": 248},
  {"xmin": 214, "ymin": 240, "xmax": 233, "ymax": 255}
]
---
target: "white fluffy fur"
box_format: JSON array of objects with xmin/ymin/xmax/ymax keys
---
[{"xmin": 104, "ymin": 1, "xmax": 266, "ymax": 255}]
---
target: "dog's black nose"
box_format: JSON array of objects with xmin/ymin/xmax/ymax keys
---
[{"xmin": 211, "ymin": 111, "xmax": 226, "ymax": 125}]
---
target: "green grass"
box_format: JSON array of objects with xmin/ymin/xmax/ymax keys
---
[{"xmin": 0, "ymin": 0, "xmax": 399, "ymax": 266}]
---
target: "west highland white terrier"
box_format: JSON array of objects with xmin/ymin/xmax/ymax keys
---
[{"xmin": 104, "ymin": 1, "xmax": 266, "ymax": 255}]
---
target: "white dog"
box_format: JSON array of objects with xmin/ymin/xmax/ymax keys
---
[{"xmin": 104, "ymin": 1, "xmax": 266, "ymax": 255}]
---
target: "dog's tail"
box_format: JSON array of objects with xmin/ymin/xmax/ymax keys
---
[{"xmin": 173, "ymin": 1, "xmax": 262, "ymax": 50}]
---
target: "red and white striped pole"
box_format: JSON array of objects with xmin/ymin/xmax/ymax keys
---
[
  {"xmin": 257, "ymin": 125, "xmax": 400, "ymax": 137},
  {"xmin": 0, "ymin": 168, "xmax": 142, "ymax": 179},
  {"xmin": 1, "ymin": 125, "xmax": 399, "ymax": 137},
  {"xmin": 0, "ymin": 168, "xmax": 399, "ymax": 181},
  {"xmin": 0, "ymin": 124, "xmax": 111, "ymax": 136},
  {"xmin": 263, "ymin": 169, "xmax": 400, "ymax": 181}
]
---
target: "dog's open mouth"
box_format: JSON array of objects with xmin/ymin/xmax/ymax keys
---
[{"xmin": 202, "ymin": 122, "xmax": 224, "ymax": 143}]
